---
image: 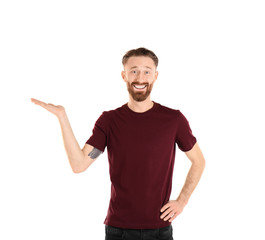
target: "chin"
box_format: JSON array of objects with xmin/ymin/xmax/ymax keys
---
[{"xmin": 127, "ymin": 84, "xmax": 153, "ymax": 102}]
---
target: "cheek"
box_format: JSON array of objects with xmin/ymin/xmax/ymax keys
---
[
  {"xmin": 127, "ymin": 81, "xmax": 133, "ymax": 87},
  {"xmin": 129, "ymin": 75, "xmax": 135, "ymax": 80}
]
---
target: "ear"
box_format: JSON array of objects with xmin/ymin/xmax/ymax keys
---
[
  {"xmin": 154, "ymin": 71, "xmax": 159, "ymax": 82},
  {"xmin": 121, "ymin": 70, "xmax": 126, "ymax": 83}
]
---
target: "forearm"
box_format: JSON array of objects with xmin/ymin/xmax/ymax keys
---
[
  {"xmin": 58, "ymin": 112, "xmax": 84, "ymax": 172},
  {"xmin": 177, "ymin": 163, "xmax": 205, "ymax": 205}
]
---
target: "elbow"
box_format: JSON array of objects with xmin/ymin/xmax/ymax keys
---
[
  {"xmin": 201, "ymin": 157, "xmax": 206, "ymax": 171},
  {"xmin": 193, "ymin": 157, "xmax": 206, "ymax": 171},
  {"xmin": 72, "ymin": 168, "xmax": 81, "ymax": 174},
  {"xmin": 69, "ymin": 157, "xmax": 86, "ymax": 174},
  {"xmin": 72, "ymin": 166, "xmax": 85, "ymax": 174}
]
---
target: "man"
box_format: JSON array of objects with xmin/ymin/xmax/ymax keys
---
[{"xmin": 31, "ymin": 47, "xmax": 205, "ymax": 240}]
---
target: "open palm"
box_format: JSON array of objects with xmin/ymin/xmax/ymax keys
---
[{"xmin": 31, "ymin": 98, "xmax": 65, "ymax": 118}]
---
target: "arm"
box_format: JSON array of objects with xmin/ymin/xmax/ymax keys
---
[
  {"xmin": 58, "ymin": 113, "xmax": 102, "ymax": 173},
  {"xmin": 177, "ymin": 142, "xmax": 206, "ymax": 205},
  {"xmin": 160, "ymin": 142, "xmax": 205, "ymax": 222},
  {"xmin": 31, "ymin": 98, "xmax": 102, "ymax": 173}
]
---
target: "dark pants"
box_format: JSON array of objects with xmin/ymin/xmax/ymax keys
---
[{"xmin": 105, "ymin": 224, "xmax": 173, "ymax": 240}]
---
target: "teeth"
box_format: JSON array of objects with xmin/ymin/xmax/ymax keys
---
[{"xmin": 134, "ymin": 85, "xmax": 146, "ymax": 89}]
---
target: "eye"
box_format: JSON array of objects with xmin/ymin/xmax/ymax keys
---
[
  {"xmin": 145, "ymin": 71, "xmax": 150, "ymax": 74},
  {"xmin": 131, "ymin": 70, "xmax": 137, "ymax": 74}
]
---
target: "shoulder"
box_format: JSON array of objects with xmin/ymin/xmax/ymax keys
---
[
  {"xmin": 98, "ymin": 104, "xmax": 124, "ymax": 124},
  {"xmin": 157, "ymin": 102, "xmax": 181, "ymax": 116},
  {"xmin": 102, "ymin": 103, "xmax": 128, "ymax": 119},
  {"xmin": 99, "ymin": 104, "xmax": 121, "ymax": 116},
  {"xmin": 157, "ymin": 103, "xmax": 193, "ymax": 125},
  {"xmin": 102, "ymin": 106, "xmax": 120, "ymax": 118}
]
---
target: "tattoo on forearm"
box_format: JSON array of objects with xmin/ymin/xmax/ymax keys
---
[{"xmin": 88, "ymin": 147, "xmax": 102, "ymax": 159}]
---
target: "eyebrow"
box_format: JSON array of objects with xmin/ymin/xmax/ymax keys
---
[{"xmin": 130, "ymin": 66, "xmax": 153, "ymax": 70}]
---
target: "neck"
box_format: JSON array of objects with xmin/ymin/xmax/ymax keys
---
[{"xmin": 127, "ymin": 97, "xmax": 154, "ymax": 113}]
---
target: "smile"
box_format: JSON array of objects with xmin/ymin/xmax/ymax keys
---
[{"xmin": 133, "ymin": 84, "xmax": 147, "ymax": 89}]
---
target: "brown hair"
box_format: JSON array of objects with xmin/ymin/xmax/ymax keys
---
[{"xmin": 122, "ymin": 47, "xmax": 159, "ymax": 68}]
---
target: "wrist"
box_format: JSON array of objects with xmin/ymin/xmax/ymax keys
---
[
  {"xmin": 176, "ymin": 194, "xmax": 189, "ymax": 206},
  {"xmin": 57, "ymin": 110, "xmax": 68, "ymax": 122}
]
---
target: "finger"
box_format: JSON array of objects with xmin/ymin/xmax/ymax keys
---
[
  {"xmin": 31, "ymin": 98, "xmax": 46, "ymax": 106},
  {"xmin": 160, "ymin": 209, "xmax": 172, "ymax": 220},
  {"xmin": 164, "ymin": 212, "xmax": 173, "ymax": 221},
  {"xmin": 31, "ymin": 98, "xmax": 42, "ymax": 103},
  {"xmin": 169, "ymin": 214, "xmax": 177, "ymax": 222},
  {"xmin": 32, "ymin": 99, "xmax": 55, "ymax": 111},
  {"xmin": 160, "ymin": 205, "xmax": 169, "ymax": 213},
  {"xmin": 32, "ymin": 99, "xmax": 55, "ymax": 108},
  {"xmin": 160, "ymin": 210, "xmax": 168, "ymax": 219}
]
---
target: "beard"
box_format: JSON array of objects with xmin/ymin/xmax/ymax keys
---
[{"xmin": 126, "ymin": 82, "xmax": 154, "ymax": 102}]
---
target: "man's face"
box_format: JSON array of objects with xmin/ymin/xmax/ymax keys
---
[{"xmin": 122, "ymin": 56, "xmax": 158, "ymax": 102}]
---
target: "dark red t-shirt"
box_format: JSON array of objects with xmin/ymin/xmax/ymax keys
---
[{"xmin": 86, "ymin": 101, "xmax": 197, "ymax": 229}]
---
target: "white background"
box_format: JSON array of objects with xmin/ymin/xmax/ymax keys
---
[{"xmin": 1, "ymin": 0, "xmax": 264, "ymax": 239}]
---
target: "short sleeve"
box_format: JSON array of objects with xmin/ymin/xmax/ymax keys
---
[
  {"xmin": 86, "ymin": 111, "xmax": 109, "ymax": 153},
  {"xmin": 175, "ymin": 110, "xmax": 197, "ymax": 152}
]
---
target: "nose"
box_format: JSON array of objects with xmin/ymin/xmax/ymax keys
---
[{"xmin": 136, "ymin": 71, "xmax": 147, "ymax": 83}]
